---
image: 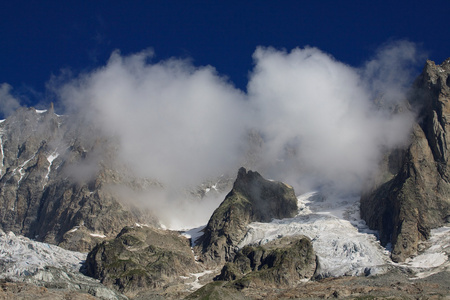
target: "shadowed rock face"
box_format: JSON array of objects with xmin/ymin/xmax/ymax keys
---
[
  {"xmin": 196, "ymin": 167, "xmax": 298, "ymax": 267},
  {"xmin": 361, "ymin": 58, "xmax": 450, "ymax": 262},
  {"xmin": 0, "ymin": 107, "xmax": 157, "ymax": 252}
]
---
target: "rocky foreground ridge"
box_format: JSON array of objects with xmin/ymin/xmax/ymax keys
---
[{"xmin": 361, "ymin": 58, "xmax": 450, "ymax": 262}]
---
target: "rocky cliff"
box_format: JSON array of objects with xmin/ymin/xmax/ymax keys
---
[
  {"xmin": 0, "ymin": 106, "xmax": 157, "ymax": 252},
  {"xmin": 361, "ymin": 58, "xmax": 450, "ymax": 262},
  {"xmin": 216, "ymin": 236, "xmax": 316, "ymax": 286},
  {"xmin": 196, "ymin": 167, "xmax": 298, "ymax": 267}
]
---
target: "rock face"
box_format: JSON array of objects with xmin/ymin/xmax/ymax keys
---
[
  {"xmin": 216, "ymin": 236, "xmax": 316, "ymax": 287},
  {"xmin": 187, "ymin": 236, "xmax": 316, "ymax": 300},
  {"xmin": 84, "ymin": 226, "xmax": 201, "ymax": 297},
  {"xmin": 196, "ymin": 167, "xmax": 298, "ymax": 267},
  {"xmin": 0, "ymin": 107, "xmax": 158, "ymax": 252},
  {"xmin": 361, "ymin": 58, "xmax": 450, "ymax": 262}
]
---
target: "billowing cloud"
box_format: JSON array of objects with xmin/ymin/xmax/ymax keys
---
[
  {"xmin": 52, "ymin": 41, "xmax": 421, "ymax": 228},
  {"xmin": 0, "ymin": 83, "xmax": 21, "ymax": 119},
  {"xmin": 57, "ymin": 49, "xmax": 250, "ymax": 189},
  {"xmin": 248, "ymin": 42, "xmax": 418, "ymax": 194}
]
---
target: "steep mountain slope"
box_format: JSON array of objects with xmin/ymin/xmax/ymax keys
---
[
  {"xmin": 361, "ymin": 58, "xmax": 450, "ymax": 262},
  {"xmin": 0, "ymin": 106, "xmax": 157, "ymax": 252},
  {"xmin": 196, "ymin": 167, "xmax": 298, "ymax": 267}
]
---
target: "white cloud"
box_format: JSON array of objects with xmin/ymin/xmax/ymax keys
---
[
  {"xmin": 57, "ymin": 49, "xmax": 249, "ymax": 189},
  {"xmin": 0, "ymin": 83, "xmax": 21, "ymax": 118},
  {"xmin": 53, "ymin": 42, "xmax": 421, "ymax": 227},
  {"xmin": 247, "ymin": 43, "xmax": 417, "ymax": 194}
]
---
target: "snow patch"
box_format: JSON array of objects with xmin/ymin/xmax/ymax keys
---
[
  {"xmin": 47, "ymin": 152, "xmax": 59, "ymax": 164},
  {"xmin": 187, "ymin": 270, "xmax": 215, "ymax": 290},
  {"xmin": 43, "ymin": 151, "xmax": 59, "ymax": 187},
  {"xmin": 35, "ymin": 109, "xmax": 47, "ymax": 114},
  {"xmin": 89, "ymin": 233, "xmax": 106, "ymax": 238},
  {"xmin": 67, "ymin": 227, "xmax": 79, "ymax": 233},
  {"xmin": 403, "ymin": 226, "xmax": 450, "ymax": 279}
]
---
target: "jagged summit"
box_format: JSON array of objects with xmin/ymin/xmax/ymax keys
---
[
  {"xmin": 361, "ymin": 58, "xmax": 450, "ymax": 262},
  {"xmin": 196, "ymin": 167, "xmax": 298, "ymax": 267},
  {"xmin": 233, "ymin": 167, "xmax": 297, "ymax": 222}
]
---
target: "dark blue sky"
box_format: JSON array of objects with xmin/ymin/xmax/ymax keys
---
[{"xmin": 1, "ymin": 0, "xmax": 449, "ymax": 105}]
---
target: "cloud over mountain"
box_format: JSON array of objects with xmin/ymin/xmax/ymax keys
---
[{"xmin": 48, "ymin": 41, "xmax": 421, "ymax": 226}]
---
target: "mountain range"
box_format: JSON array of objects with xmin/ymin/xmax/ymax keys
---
[{"xmin": 0, "ymin": 58, "xmax": 449, "ymax": 299}]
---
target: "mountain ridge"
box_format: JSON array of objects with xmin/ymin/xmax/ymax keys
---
[{"xmin": 361, "ymin": 57, "xmax": 450, "ymax": 262}]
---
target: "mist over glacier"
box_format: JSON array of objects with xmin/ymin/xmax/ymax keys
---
[{"xmin": 20, "ymin": 41, "xmax": 422, "ymax": 227}]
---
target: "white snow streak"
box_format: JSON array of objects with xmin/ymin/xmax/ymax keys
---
[
  {"xmin": 43, "ymin": 151, "xmax": 59, "ymax": 189},
  {"xmin": 67, "ymin": 227, "xmax": 79, "ymax": 233},
  {"xmin": 17, "ymin": 155, "xmax": 36, "ymax": 187},
  {"xmin": 89, "ymin": 233, "xmax": 106, "ymax": 238}
]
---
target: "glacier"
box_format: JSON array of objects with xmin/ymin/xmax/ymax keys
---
[
  {"xmin": 0, "ymin": 230, "xmax": 86, "ymax": 280},
  {"xmin": 236, "ymin": 191, "xmax": 450, "ymax": 278}
]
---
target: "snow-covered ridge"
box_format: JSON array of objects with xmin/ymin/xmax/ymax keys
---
[{"xmin": 0, "ymin": 229, "xmax": 86, "ymax": 280}]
